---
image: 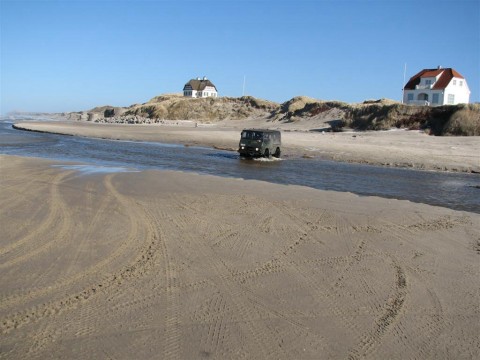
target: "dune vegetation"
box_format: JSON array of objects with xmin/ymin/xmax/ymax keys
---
[{"xmin": 69, "ymin": 94, "xmax": 480, "ymax": 136}]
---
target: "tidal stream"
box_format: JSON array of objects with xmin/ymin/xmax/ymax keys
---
[{"xmin": 1, "ymin": 118, "xmax": 479, "ymax": 213}]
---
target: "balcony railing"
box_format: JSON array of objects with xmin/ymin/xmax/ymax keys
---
[
  {"xmin": 406, "ymin": 100, "xmax": 430, "ymax": 106},
  {"xmin": 415, "ymin": 84, "xmax": 433, "ymax": 89}
]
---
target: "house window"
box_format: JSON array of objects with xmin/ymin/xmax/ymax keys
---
[
  {"xmin": 425, "ymin": 79, "xmax": 432, "ymax": 85},
  {"xmin": 447, "ymin": 94, "xmax": 455, "ymax": 104},
  {"xmin": 460, "ymin": 81, "xmax": 463, "ymax": 86},
  {"xmin": 432, "ymin": 94, "xmax": 439, "ymax": 104},
  {"xmin": 453, "ymin": 80, "xmax": 456, "ymax": 85},
  {"xmin": 407, "ymin": 93, "xmax": 413, "ymax": 101}
]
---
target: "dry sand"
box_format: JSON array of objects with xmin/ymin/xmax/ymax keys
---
[
  {"xmin": 13, "ymin": 120, "xmax": 480, "ymax": 173},
  {"xmin": 1, "ymin": 154, "xmax": 479, "ymax": 359}
]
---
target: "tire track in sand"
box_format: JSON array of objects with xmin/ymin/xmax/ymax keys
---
[
  {"xmin": 36, "ymin": 175, "xmax": 177, "ymax": 358},
  {"xmin": 0, "ymin": 172, "xmax": 72, "ymax": 260},
  {"xmin": 187, "ymin": 195, "xmax": 410, "ymax": 358},
  {"xmin": 162, "ymin": 194, "xmax": 290, "ymax": 360},
  {"xmin": 0, "ymin": 168, "xmax": 52, "ymax": 212},
  {"xmin": 0, "ymin": 173, "xmax": 161, "ymax": 336},
  {"xmin": 0, "ymin": 174, "xmax": 135, "ymax": 311},
  {"xmin": 269, "ymin": 203, "xmax": 376, "ymax": 339},
  {"xmin": 376, "ymin": 216, "xmax": 455, "ymax": 356},
  {"xmin": 347, "ymin": 254, "xmax": 407, "ymax": 359},
  {"xmin": 256, "ymin": 202, "xmax": 405, "ymax": 357},
  {"xmin": 182, "ymin": 195, "xmax": 388, "ymax": 357},
  {"xmin": 24, "ymin": 180, "xmax": 117, "ymax": 357},
  {"xmin": 58, "ymin": 180, "xmax": 115, "ymax": 281},
  {"xmin": 139, "ymin": 206, "xmax": 181, "ymax": 360},
  {"xmin": 0, "ymin": 185, "xmax": 74, "ymax": 270}
]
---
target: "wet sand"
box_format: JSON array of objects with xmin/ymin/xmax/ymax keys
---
[
  {"xmin": 1, "ymin": 154, "xmax": 479, "ymax": 359},
  {"xmin": 13, "ymin": 120, "xmax": 480, "ymax": 173}
]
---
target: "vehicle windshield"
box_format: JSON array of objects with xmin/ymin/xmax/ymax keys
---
[{"xmin": 241, "ymin": 131, "xmax": 263, "ymax": 140}]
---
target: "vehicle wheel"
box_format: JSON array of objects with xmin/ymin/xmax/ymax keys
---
[
  {"xmin": 264, "ymin": 148, "xmax": 270, "ymax": 158},
  {"xmin": 273, "ymin": 147, "xmax": 281, "ymax": 158}
]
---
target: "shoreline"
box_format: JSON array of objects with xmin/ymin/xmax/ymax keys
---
[{"xmin": 10, "ymin": 120, "xmax": 480, "ymax": 173}]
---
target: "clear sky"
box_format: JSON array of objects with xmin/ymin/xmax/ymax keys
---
[{"xmin": 1, "ymin": 0, "xmax": 479, "ymax": 114}]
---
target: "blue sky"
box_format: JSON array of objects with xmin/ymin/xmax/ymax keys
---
[{"xmin": 1, "ymin": 0, "xmax": 479, "ymax": 114}]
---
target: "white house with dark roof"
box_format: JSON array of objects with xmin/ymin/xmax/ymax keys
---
[
  {"xmin": 403, "ymin": 67, "xmax": 470, "ymax": 106},
  {"xmin": 183, "ymin": 77, "xmax": 218, "ymax": 98}
]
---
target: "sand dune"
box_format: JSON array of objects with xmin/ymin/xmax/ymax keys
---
[{"xmin": 1, "ymin": 155, "xmax": 479, "ymax": 359}]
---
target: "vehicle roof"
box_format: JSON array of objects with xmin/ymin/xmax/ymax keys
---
[{"xmin": 242, "ymin": 129, "xmax": 281, "ymax": 133}]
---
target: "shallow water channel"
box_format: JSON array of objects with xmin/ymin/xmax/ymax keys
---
[{"xmin": 1, "ymin": 119, "xmax": 479, "ymax": 213}]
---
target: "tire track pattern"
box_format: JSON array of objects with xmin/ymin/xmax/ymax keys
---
[
  {"xmin": 2, "ymin": 163, "xmax": 478, "ymax": 359},
  {"xmin": 0, "ymin": 174, "xmax": 163, "ymax": 336}
]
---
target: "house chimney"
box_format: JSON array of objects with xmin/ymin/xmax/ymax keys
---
[
  {"xmin": 437, "ymin": 65, "xmax": 442, "ymax": 69},
  {"xmin": 203, "ymin": 76, "xmax": 207, "ymax": 80},
  {"xmin": 197, "ymin": 77, "xmax": 201, "ymax": 80}
]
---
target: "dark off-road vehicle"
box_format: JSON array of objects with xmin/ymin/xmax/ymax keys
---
[{"xmin": 238, "ymin": 129, "xmax": 281, "ymax": 158}]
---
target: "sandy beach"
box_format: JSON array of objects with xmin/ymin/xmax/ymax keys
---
[
  {"xmin": 1, "ymin": 154, "xmax": 479, "ymax": 359},
  {"xmin": 3, "ymin": 0, "xmax": 479, "ymax": 357},
  {"xmin": 13, "ymin": 120, "xmax": 480, "ymax": 173}
]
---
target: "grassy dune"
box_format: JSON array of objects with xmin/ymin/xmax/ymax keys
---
[{"xmin": 75, "ymin": 94, "xmax": 480, "ymax": 136}]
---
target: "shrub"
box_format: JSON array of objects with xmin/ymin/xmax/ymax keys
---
[{"xmin": 443, "ymin": 104, "xmax": 480, "ymax": 136}]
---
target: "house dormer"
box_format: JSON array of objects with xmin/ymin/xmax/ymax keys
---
[
  {"xmin": 414, "ymin": 68, "xmax": 443, "ymax": 90},
  {"xmin": 403, "ymin": 67, "xmax": 470, "ymax": 106}
]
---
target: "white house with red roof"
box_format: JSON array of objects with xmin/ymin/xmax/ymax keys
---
[
  {"xmin": 183, "ymin": 77, "xmax": 218, "ymax": 98},
  {"xmin": 403, "ymin": 67, "xmax": 470, "ymax": 106}
]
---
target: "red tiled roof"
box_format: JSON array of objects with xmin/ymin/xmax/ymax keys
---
[
  {"xmin": 403, "ymin": 68, "xmax": 465, "ymax": 90},
  {"xmin": 433, "ymin": 68, "xmax": 465, "ymax": 89},
  {"xmin": 421, "ymin": 69, "xmax": 443, "ymax": 78}
]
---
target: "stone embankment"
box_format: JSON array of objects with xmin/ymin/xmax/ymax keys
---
[{"xmin": 92, "ymin": 115, "xmax": 197, "ymax": 126}]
